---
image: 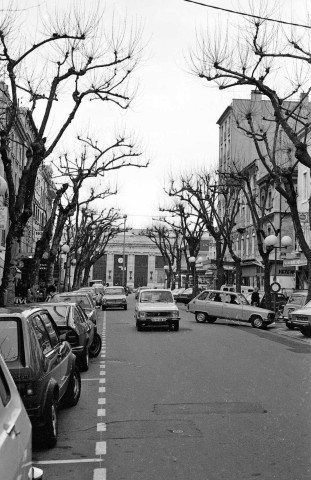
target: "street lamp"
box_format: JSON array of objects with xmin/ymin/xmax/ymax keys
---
[
  {"xmin": 264, "ymin": 234, "xmax": 292, "ymax": 280},
  {"xmin": 122, "ymin": 215, "xmax": 127, "ymax": 288},
  {"xmin": 189, "ymin": 256, "xmax": 197, "ymax": 298},
  {"xmin": 164, "ymin": 265, "xmax": 169, "ymax": 288},
  {"xmin": 58, "ymin": 244, "xmax": 70, "ymax": 292}
]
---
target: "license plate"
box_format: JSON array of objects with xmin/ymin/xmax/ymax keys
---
[{"xmin": 151, "ymin": 318, "xmax": 166, "ymax": 322}]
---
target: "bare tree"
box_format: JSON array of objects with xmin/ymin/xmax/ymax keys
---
[
  {"xmin": 0, "ymin": 3, "xmax": 144, "ymax": 304},
  {"xmin": 189, "ymin": 5, "xmax": 311, "ymax": 298}
]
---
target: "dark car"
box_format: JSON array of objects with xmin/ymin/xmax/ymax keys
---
[
  {"xmin": 177, "ymin": 287, "xmax": 194, "ymax": 304},
  {"xmin": 49, "ymin": 292, "xmax": 102, "ymax": 357},
  {"xmin": 30, "ymin": 302, "xmax": 96, "ymax": 371},
  {"xmin": 0, "ymin": 305, "xmax": 81, "ymax": 447}
]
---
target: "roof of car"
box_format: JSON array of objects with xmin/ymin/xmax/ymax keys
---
[{"xmin": 0, "ymin": 305, "xmax": 48, "ymax": 316}]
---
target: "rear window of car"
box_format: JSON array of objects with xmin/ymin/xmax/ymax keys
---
[
  {"xmin": 0, "ymin": 320, "xmax": 20, "ymax": 363},
  {"xmin": 287, "ymin": 294, "xmax": 307, "ymax": 306},
  {"xmin": 43, "ymin": 306, "xmax": 69, "ymax": 326},
  {"xmin": 140, "ymin": 291, "xmax": 173, "ymax": 303},
  {"xmin": 105, "ymin": 288, "xmax": 124, "ymax": 295},
  {"xmin": 52, "ymin": 295, "xmax": 92, "ymax": 309}
]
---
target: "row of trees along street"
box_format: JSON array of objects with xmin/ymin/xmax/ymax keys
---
[
  {"xmin": 0, "ymin": 4, "xmax": 148, "ymax": 305},
  {"xmin": 142, "ymin": 3, "xmax": 311, "ymax": 309}
]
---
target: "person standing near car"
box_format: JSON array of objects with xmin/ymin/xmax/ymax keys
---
[{"xmin": 251, "ymin": 287, "xmax": 260, "ymax": 307}]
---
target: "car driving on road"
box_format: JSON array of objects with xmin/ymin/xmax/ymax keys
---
[
  {"xmin": 135, "ymin": 288, "xmax": 180, "ymax": 331},
  {"xmin": 187, "ymin": 289, "xmax": 275, "ymax": 329},
  {"xmin": 102, "ymin": 286, "xmax": 127, "ymax": 311}
]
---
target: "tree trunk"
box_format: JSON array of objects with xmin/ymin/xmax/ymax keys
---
[
  {"xmin": 0, "ymin": 230, "xmax": 19, "ymax": 306},
  {"xmin": 82, "ymin": 264, "xmax": 91, "ymax": 286}
]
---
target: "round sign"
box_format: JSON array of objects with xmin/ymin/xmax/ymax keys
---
[
  {"xmin": 270, "ymin": 282, "xmax": 281, "ymax": 293},
  {"xmin": 118, "ymin": 258, "xmax": 123, "ymax": 264}
]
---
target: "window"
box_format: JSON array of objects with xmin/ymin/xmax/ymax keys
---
[
  {"xmin": 40, "ymin": 314, "xmax": 59, "ymax": 348},
  {"xmin": 302, "ymin": 171, "xmax": 309, "ymax": 201},
  {"xmin": 0, "ymin": 320, "xmax": 19, "ymax": 363},
  {"xmin": 32, "ymin": 316, "xmax": 52, "ymax": 355},
  {"xmin": 0, "ymin": 366, "xmax": 10, "ymax": 407}
]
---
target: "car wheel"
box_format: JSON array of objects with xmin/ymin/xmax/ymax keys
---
[
  {"xmin": 124, "ymin": 305, "xmax": 127, "ymax": 310},
  {"xmin": 89, "ymin": 333, "xmax": 102, "ymax": 357},
  {"xmin": 44, "ymin": 391, "xmax": 58, "ymax": 447},
  {"xmin": 62, "ymin": 367, "xmax": 81, "ymax": 407},
  {"xmin": 251, "ymin": 315, "xmax": 263, "ymax": 329},
  {"xmin": 173, "ymin": 322, "xmax": 179, "ymax": 331},
  {"xmin": 300, "ymin": 326, "xmax": 311, "ymax": 337},
  {"xmin": 207, "ymin": 317, "xmax": 217, "ymax": 324},
  {"xmin": 286, "ymin": 321, "xmax": 295, "ymax": 330},
  {"xmin": 79, "ymin": 346, "xmax": 89, "ymax": 372},
  {"xmin": 195, "ymin": 312, "xmax": 207, "ymax": 323},
  {"xmin": 136, "ymin": 322, "xmax": 142, "ymax": 331}
]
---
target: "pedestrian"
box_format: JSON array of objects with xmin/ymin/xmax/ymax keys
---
[
  {"xmin": 251, "ymin": 287, "xmax": 260, "ymax": 307},
  {"xmin": 46, "ymin": 284, "xmax": 57, "ymax": 301}
]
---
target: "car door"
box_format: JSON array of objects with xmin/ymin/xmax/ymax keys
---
[
  {"xmin": 0, "ymin": 355, "xmax": 32, "ymax": 480},
  {"xmin": 189, "ymin": 290, "xmax": 210, "ymax": 313},
  {"xmin": 31, "ymin": 315, "xmax": 66, "ymax": 396},
  {"xmin": 222, "ymin": 293, "xmax": 244, "ymax": 321},
  {"xmin": 40, "ymin": 313, "xmax": 71, "ymax": 396}
]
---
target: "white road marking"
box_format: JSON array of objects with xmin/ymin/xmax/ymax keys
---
[
  {"xmin": 35, "ymin": 459, "xmax": 103, "ymax": 465},
  {"xmin": 99, "ymin": 387, "xmax": 106, "ymax": 393},
  {"xmin": 98, "ymin": 398, "xmax": 106, "ymax": 405},
  {"xmin": 97, "ymin": 423, "xmax": 106, "ymax": 432},
  {"xmin": 94, "ymin": 468, "xmax": 106, "ymax": 480},
  {"xmin": 99, "ymin": 378, "xmax": 106, "ymax": 384},
  {"xmin": 96, "ymin": 441, "xmax": 107, "ymax": 455}
]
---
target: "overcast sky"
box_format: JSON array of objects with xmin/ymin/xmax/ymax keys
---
[{"xmin": 15, "ymin": 0, "xmax": 301, "ymax": 228}]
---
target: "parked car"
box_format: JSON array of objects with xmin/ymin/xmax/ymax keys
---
[
  {"xmin": 286, "ymin": 300, "xmax": 311, "ymax": 336},
  {"xmin": 0, "ymin": 352, "xmax": 43, "ymax": 480},
  {"xmin": 282, "ymin": 291, "xmax": 309, "ymax": 329},
  {"xmin": 31, "ymin": 302, "xmax": 96, "ymax": 371},
  {"xmin": 187, "ymin": 289, "xmax": 275, "ymax": 329},
  {"xmin": 172, "ymin": 288, "xmax": 186, "ymax": 301},
  {"xmin": 0, "ymin": 305, "xmax": 81, "ymax": 447},
  {"xmin": 177, "ymin": 287, "xmax": 194, "ymax": 304},
  {"xmin": 245, "ymin": 291, "xmax": 287, "ymax": 312},
  {"xmin": 135, "ymin": 288, "xmax": 180, "ymax": 331},
  {"xmin": 77, "ymin": 286, "xmax": 103, "ymax": 306},
  {"xmin": 48, "ymin": 293, "xmax": 102, "ymax": 357},
  {"xmin": 102, "ymin": 286, "xmax": 127, "ymax": 310}
]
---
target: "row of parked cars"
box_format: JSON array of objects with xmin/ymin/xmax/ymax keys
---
[{"xmin": 0, "ymin": 284, "xmax": 108, "ymax": 479}]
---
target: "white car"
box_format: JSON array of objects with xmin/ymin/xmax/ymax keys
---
[
  {"xmin": 102, "ymin": 286, "xmax": 127, "ymax": 311},
  {"xmin": 135, "ymin": 288, "xmax": 180, "ymax": 331},
  {"xmin": 187, "ymin": 289, "xmax": 275, "ymax": 329},
  {"xmin": 0, "ymin": 352, "xmax": 43, "ymax": 480}
]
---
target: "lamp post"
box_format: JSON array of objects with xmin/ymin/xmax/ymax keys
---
[
  {"xmin": 189, "ymin": 256, "xmax": 197, "ymax": 298},
  {"xmin": 58, "ymin": 244, "xmax": 70, "ymax": 292},
  {"xmin": 122, "ymin": 215, "xmax": 127, "ymax": 288},
  {"xmin": 164, "ymin": 265, "xmax": 169, "ymax": 288}
]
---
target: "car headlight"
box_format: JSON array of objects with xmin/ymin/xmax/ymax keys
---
[
  {"xmin": 171, "ymin": 311, "xmax": 179, "ymax": 318},
  {"xmin": 122, "ymin": 298, "xmax": 126, "ymax": 303},
  {"xmin": 138, "ymin": 311, "xmax": 146, "ymax": 319}
]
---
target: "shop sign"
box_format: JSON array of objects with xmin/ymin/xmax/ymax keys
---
[
  {"xmin": 0, "ymin": 206, "xmax": 8, "ymax": 229},
  {"xmin": 283, "ymin": 257, "xmax": 307, "ymax": 267}
]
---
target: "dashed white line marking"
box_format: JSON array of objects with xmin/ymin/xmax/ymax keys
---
[
  {"xmin": 97, "ymin": 423, "xmax": 106, "ymax": 432},
  {"xmin": 99, "ymin": 371, "xmax": 105, "ymax": 376},
  {"xmin": 96, "ymin": 441, "xmax": 107, "ymax": 455},
  {"xmin": 98, "ymin": 398, "xmax": 106, "ymax": 405},
  {"xmin": 99, "ymin": 378, "xmax": 106, "ymax": 384},
  {"xmin": 99, "ymin": 387, "xmax": 106, "ymax": 393},
  {"xmin": 36, "ymin": 459, "xmax": 103, "ymax": 465},
  {"xmin": 94, "ymin": 468, "xmax": 106, "ymax": 480},
  {"xmin": 97, "ymin": 408, "xmax": 106, "ymax": 417}
]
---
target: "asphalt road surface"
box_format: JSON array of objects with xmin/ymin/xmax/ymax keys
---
[{"xmin": 34, "ymin": 294, "xmax": 311, "ymax": 480}]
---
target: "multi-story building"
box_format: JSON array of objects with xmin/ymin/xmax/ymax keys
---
[
  {"xmin": 92, "ymin": 230, "xmax": 216, "ymax": 289},
  {"xmin": 216, "ymin": 90, "xmax": 310, "ymax": 291}
]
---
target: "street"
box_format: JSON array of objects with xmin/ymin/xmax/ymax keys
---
[{"xmin": 34, "ymin": 294, "xmax": 311, "ymax": 480}]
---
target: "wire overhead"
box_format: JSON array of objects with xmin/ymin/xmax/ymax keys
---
[{"xmin": 184, "ymin": 0, "xmax": 311, "ymax": 29}]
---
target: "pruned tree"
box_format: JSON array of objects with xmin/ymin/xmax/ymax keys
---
[
  {"xmin": 32, "ymin": 132, "xmax": 146, "ymax": 289},
  {"xmin": 71, "ymin": 206, "xmax": 120, "ymax": 289},
  {"xmin": 0, "ymin": 3, "xmax": 144, "ymax": 304},
  {"xmin": 189, "ymin": 3, "xmax": 311, "ymax": 299}
]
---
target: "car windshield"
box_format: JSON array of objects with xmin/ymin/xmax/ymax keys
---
[
  {"xmin": 140, "ymin": 291, "xmax": 174, "ymax": 303},
  {"xmin": 51, "ymin": 294, "xmax": 92, "ymax": 309},
  {"xmin": 288, "ymin": 295, "xmax": 306, "ymax": 306},
  {"xmin": 42, "ymin": 306, "xmax": 69, "ymax": 326},
  {"xmin": 0, "ymin": 319, "xmax": 19, "ymax": 362},
  {"xmin": 105, "ymin": 288, "xmax": 124, "ymax": 295}
]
